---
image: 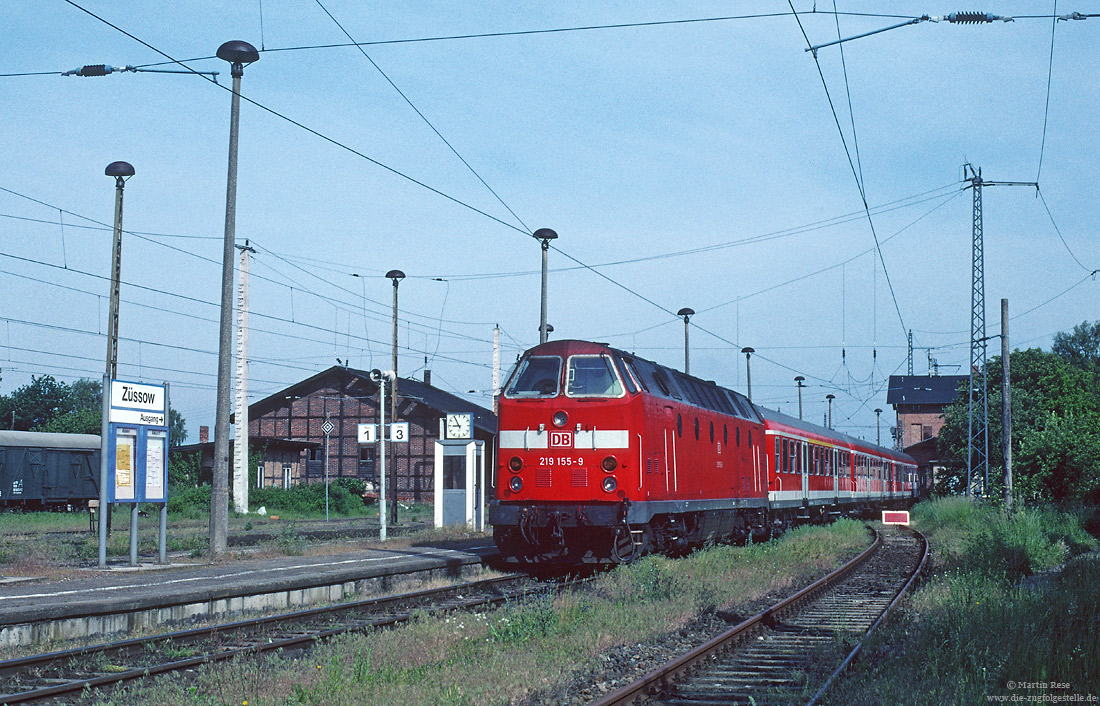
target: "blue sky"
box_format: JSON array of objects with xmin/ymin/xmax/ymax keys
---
[{"xmin": 1, "ymin": 2, "xmax": 1097, "ymax": 441}]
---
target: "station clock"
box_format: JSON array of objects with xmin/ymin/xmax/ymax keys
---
[{"xmin": 445, "ymin": 412, "xmax": 473, "ymax": 440}]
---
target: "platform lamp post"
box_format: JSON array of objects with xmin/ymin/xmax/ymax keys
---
[
  {"xmin": 211, "ymin": 40, "xmax": 259, "ymax": 557},
  {"xmin": 794, "ymin": 376, "xmax": 805, "ymax": 419},
  {"xmin": 741, "ymin": 347, "xmax": 754, "ymax": 402},
  {"xmin": 104, "ymin": 161, "xmax": 134, "ymax": 381},
  {"xmin": 98, "ymin": 161, "xmax": 134, "ymax": 566},
  {"xmin": 677, "ymin": 308, "xmax": 694, "ymax": 374},
  {"xmin": 826, "ymin": 394, "xmax": 835, "ymax": 429},
  {"xmin": 874, "ymin": 408, "xmax": 883, "ymax": 446},
  {"xmin": 535, "ymin": 228, "xmax": 557, "ymax": 345},
  {"xmin": 385, "ymin": 269, "xmax": 405, "ymax": 523}
]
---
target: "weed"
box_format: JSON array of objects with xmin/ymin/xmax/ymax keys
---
[{"xmin": 276, "ymin": 523, "xmax": 306, "ymax": 556}]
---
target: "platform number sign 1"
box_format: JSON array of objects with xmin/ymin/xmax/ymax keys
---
[{"xmin": 321, "ymin": 420, "xmax": 335, "ymax": 436}]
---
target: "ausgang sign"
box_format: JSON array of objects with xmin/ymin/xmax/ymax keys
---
[{"xmin": 109, "ymin": 380, "xmax": 167, "ymax": 426}]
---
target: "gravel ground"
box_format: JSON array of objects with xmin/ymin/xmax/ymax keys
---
[
  {"xmin": 517, "ymin": 583, "xmax": 812, "ymax": 706},
  {"xmin": 520, "ymin": 527, "xmax": 922, "ymax": 706}
]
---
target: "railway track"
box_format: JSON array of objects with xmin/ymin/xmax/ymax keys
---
[
  {"xmin": 0, "ymin": 573, "xmax": 546, "ymax": 705},
  {"xmin": 592, "ymin": 524, "xmax": 928, "ymax": 706}
]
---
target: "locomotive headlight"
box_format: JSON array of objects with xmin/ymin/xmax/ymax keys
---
[
  {"xmin": 601, "ymin": 476, "xmax": 617, "ymax": 493},
  {"xmin": 509, "ymin": 476, "xmax": 523, "ymax": 492},
  {"xmin": 552, "ymin": 411, "xmax": 568, "ymax": 428},
  {"xmin": 601, "ymin": 456, "xmax": 618, "ymax": 472},
  {"xmin": 508, "ymin": 456, "xmax": 523, "ymax": 472}
]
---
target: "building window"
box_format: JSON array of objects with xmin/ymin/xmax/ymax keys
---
[
  {"xmin": 443, "ymin": 456, "xmax": 465, "ymax": 490},
  {"xmin": 922, "ymin": 425, "xmax": 934, "ymax": 441},
  {"xmin": 358, "ymin": 447, "xmax": 376, "ymax": 482},
  {"xmin": 283, "ymin": 464, "xmax": 292, "ymax": 489}
]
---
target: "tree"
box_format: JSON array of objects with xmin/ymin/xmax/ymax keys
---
[
  {"xmin": 0, "ymin": 376, "xmax": 188, "ymax": 442},
  {"xmin": 38, "ymin": 408, "xmax": 102, "ymax": 435},
  {"xmin": 5, "ymin": 375, "xmax": 74, "ymax": 430},
  {"xmin": 1052, "ymin": 320, "xmax": 1100, "ymax": 370},
  {"xmin": 169, "ymin": 408, "xmax": 188, "ymax": 446},
  {"xmin": 937, "ymin": 342, "xmax": 1100, "ymax": 503}
]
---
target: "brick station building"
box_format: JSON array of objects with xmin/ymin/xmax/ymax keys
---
[
  {"xmin": 886, "ymin": 374, "xmax": 966, "ymax": 490},
  {"xmin": 176, "ymin": 366, "xmax": 496, "ymax": 502},
  {"xmin": 886, "ymin": 374, "xmax": 967, "ymax": 449},
  {"xmin": 249, "ymin": 366, "xmax": 497, "ymax": 501}
]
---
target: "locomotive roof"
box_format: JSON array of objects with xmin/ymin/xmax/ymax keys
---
[
  {"xmin": 523, "ymin": 340, "xmax": 913, "ymax": 464},
  {"xmin": 0, "ymin": 430, "xmax": 101, "ymax": 450},
  {"xmin": 755, "ymin": 406, "xmax": 914, "ymax": 463},
  {"xmin": 524, "ymin": 340, "xmax": 760, "ymax": 421}
]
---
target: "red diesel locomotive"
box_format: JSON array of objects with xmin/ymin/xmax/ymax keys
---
[{"xmin": 489, "ymin": 340, "xmax": 918, "ymax": 564}]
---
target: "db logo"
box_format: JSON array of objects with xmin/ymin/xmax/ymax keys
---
[{"xmin": 549, "ymin": 431, "xmax": 573, "ymax": 448}]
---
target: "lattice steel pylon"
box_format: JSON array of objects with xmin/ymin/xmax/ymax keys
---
[
  {"xmin": 965, "ymin": 165, "xmax": 989, "ymax": 497},
  {"xmin": 962, "ymin": 164, "xmax": 1037, "ymax": 497}
]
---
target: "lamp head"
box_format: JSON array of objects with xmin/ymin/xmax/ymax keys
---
[
  {"xmin": 217, "ymin": 40, "xmax": 260, "ymax": 65},
  {"xmin": 386, "ymin": 269, "xmax": 406, "ymax": 283},
  {"xmin": 105, "ymin": 161, "xmax": 135, "ymax": 178},
  {"xmin": 677, "ymin": 307, "xmax": 694, "ymax": 320}
]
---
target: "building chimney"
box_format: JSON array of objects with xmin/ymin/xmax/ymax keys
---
[
  {"xmin": 199, "ymin": 425, "xmax": 209, "ymax": 443},
  {"xmin": 424, "ymin": 369, "xmax": 432, "ymax": 387}
]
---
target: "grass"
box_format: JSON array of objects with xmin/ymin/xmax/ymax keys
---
[
  {"xmin": 823, "ymin": 497, "xmax": 1100, "ymax": 705},
  {"xmin": 87, "ymin": 519, "xmax": 871, "ymax": 706},
  {"xmin": 0, "ymin": 501, "xmax": 441, "ymax": 572}
]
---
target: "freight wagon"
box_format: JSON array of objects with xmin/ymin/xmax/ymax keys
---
[{"xmin": 0, "ymin": 431, "xmax": 100, "ymax": 510}]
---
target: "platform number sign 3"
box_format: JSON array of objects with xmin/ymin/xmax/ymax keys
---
[
  {"xmin": 390, "ymin": 422, "xmax": 409, "ymax": 442},
  {"xmin": 321, "ymin": 420, "xmax": 334, "ymax": 436}
]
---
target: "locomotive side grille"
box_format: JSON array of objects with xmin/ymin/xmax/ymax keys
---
[
  {"xmin": 571, "ymin": 467, "xmax": 587, "ymax": 487},
  {"xmin": 536, "ymin": 468, "xmax": 552, "ymax": 487}
]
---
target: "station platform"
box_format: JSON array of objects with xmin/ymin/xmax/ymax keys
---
[{"xmin": 0, "ymin": 540, "xmax": 499, "ymax": 648}]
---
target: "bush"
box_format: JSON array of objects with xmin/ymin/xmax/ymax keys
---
[
  {"xmin": 167, "ymin": 484, "xmax": 211, "ymax": 518},
  {"xmin": 913, "ymin": 497, "xmax": 1096, "ymax": 580},
  {"xmin": 250, "ymin": 482, "xmax": 362, "ymax": 516}
]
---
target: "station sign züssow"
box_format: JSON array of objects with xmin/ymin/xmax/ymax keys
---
[{"xmin": 109, "ymin": 380, "xmax": 166, "ymax": 426}]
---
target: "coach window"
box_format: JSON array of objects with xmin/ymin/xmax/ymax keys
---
[
  {"xmin": 505, "ymin": 355, "xmax": 562, "ymax": 398},
  {"xmin": 566, "ymin": 355, "xmax": 625, "ymax": 398}
]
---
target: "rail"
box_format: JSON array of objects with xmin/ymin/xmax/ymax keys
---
[
  {"xmin": 0, "ymin": 573, "xmax": 537, "ymax": 705},
  {"xmin": 592, "ymin": 524, "xmax": 926, "ymax": 706}
]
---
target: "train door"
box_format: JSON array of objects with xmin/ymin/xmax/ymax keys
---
[
  {"xmin": 800, "ymin": 441, "xmax": 808, "ymax": 503},
  {"xmin": 832, "ymin": 448, "xmax": 839, "ymax": 504}
]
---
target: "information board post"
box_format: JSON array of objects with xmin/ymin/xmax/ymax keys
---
[
  {"xmin": 98, "ymin": 374, "xmax": 110, "ymax": 568},
  {"xmin": 159, "ymin": 384, "xmax": 170, "ymax": 564}
]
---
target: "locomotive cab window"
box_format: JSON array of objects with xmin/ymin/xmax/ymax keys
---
[
  {"xmin": 504, "ymin": 355, "xmax": 562, "ymax": 398},
  {"xmin": 566, "ymin": 355, "xmax": 625, "ymax": 398}
]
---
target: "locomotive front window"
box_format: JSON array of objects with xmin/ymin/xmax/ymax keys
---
[
  {"xmin": 566, "ymin": 355, "xmax": 625, "ymax": 398},
  {"xmin": 504, "ymin": 355, "xmax": 562, "ymax": 398}
]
